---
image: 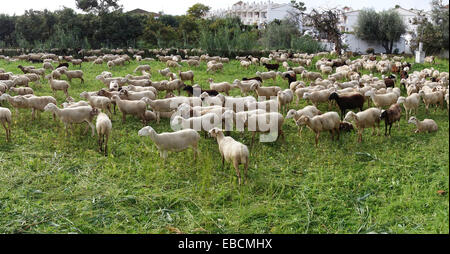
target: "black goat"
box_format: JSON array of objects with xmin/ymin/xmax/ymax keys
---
[
  {"xmin": 283, "ymin": 72, "xmax": 297, "ymax": 84},
  {"xmin": 380, "ymin": 104, "xmax": 402, "ymax": 136},
  {"xmin": 243, "ymin": 77, "xmax": 263, "ymax": 83},
  {"xmin": 328, "ymin": 92, "xmax": 365, "ymax": 120},
  {"xmin": 56, "ymin": 63, "xmax": 69, "ymax": 69},
  {"xmin": 263, "ymin": 63, "xmax": 279, "ymax": 71},
  {"xmin": 183, "ymin": 85, "xmax": 219, "ymax": 97},
  {"xmin": 384, "ymin": 75, "xmax": 396, "ymax": 88}
]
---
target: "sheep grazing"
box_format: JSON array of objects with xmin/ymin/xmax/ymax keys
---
[
  {"xmin": 233, "ymin": 79, "xmax": 259, "ymax": 97},
  {"xmin": 301, "ymin": 71, "xmax": 323, "ymax": 81},
  {"xmin": 277, "ymin": 89, "xmax": 294, "ymax": 113},
  {"xmin": 250, "ymin": 82, "xmax": 281, "ymax": 100},
  {"xmin": 138, "ymin": 126, "xmax": 200, "ymax": 160},
  {"xmin": 419, "ymin": 90, "xmax": 444, "ymax": 114},
  {"xmin": 247, "ymin": 112, "xmax": 285, "ymax": 146},
  {"xmin": 172, "ymin": 113, "xmax": 222, "ymax": 137},
  {"xmin": 200, "ymin": 92, "xmax": 224, "ymax": 107},
  {"xmin": 111, "ymin": 95, "xmax": 148, "ymax": 124},
  {"xmin": 0, "ymin": 94, "xmax": 31, "ymax": 115},
  {"xmin": 263, "ymin": 63, "xmax": 279, "ymax": 71},
  {"xmin": 364, "ymin": 90, "xmax": 398, "ymax": 109},
  {"xmin": 119, "ymin": 89, "xmax": 156, "ymax": 101},
  {"xmin": 286, "ymin": 105, "xmax": 322, "ymax": 136},
  {"xmin": 328, "ymin": 92, "xmax": 365, "ymax": 119},
  {"xmin": 339, "ymin": 121, "xmax": 354, "ymax": 133},
  {"xmin": 303, "ymin": 89, "xmax": 333, "ymax": 108},
  {"xmin": 183, "ymin": 84, "xmax": 219, "ymax": 97},
  {"xmin": 96, "ymin": 112, "xmax": 112, "ymax": 156},
  {"xmin": 408, "ymin": 117, "xmax": 438, "ymax": 133},
  {"xmin": 344, "ymin": 108, "xmax": 381, "ymax": 142},
  {"xmin": 295, "ymin": 112, "xmax": 341, "ymax": 146},
  {"xmin": 9, "ymin": 87, "xmax": 34, "ymax": 96},
  {"xmin": 0, "ymin": 107, "xmax": 12, "ymax": 141},
  {"xmin": 208, "ymin": 79, "xmax": 234, "ymax": 96},
  {"xmin": 166, "ymin": 60, "xmax": 181, "ymax": 68},
  {"xmin": 209, "ymin": 128, "xmax": 249, "ymax": 185},
  {"xmin": 44, "ymin": 103, "xmax": 99, "ymax": 137},
  {"xmin": 59, "ymin": 69, "xmax": 85, "ymax": 84},
  {"xmin": 80, "ymin": 91, "xmax": 113, "ymax": 116},
  {"xmin": 206, "ymin": 62, "xmax": 224, "ymax": 73},
  {"xmin": 256, "ymin": 71, "xmax": 277, "ymax": 82},
  {"xmin": 380, "ymin": 103, "xmax": 402, "ymax": 136},
  {"xmin": 134, "ymin": 65, "xmax": 151, "ymax": 74},
  {"xmin": 21, "ymin": 95, "xmax": 57, "ymax": 120},
  {"xmin": 397, "ymin": 94, "xmax": 420, "ymax": 120},
  {"xmin": 178, "ymin": 71, "xmax": 195, "ymax": 85}
]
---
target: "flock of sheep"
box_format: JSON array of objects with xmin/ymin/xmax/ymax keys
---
[{"xmin": 0, "ymin": 50, "xmax": 448, "ymax": 185}]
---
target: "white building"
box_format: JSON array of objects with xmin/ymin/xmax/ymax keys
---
[
  {"xmin": 339, "ymin": 7, "xmax": 430, "ymax": 54},
  {"xmin": 206, "ymin": 1, "xmax": 302, "ymax": 30}
]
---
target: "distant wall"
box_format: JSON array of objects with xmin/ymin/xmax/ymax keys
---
[{"xmin": 342, "ymin": 34, "xmax": 410, "ymax": 54}]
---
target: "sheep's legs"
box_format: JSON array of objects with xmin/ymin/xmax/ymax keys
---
[
  {"xmin": 243, "ymin": 162, "xmax": 248, "ymax": 184},
  {"xmin": 233, "ymin": 161, "xmax": 241, "ymax": 185},
  {"xmin": 122, "ymin": 113, "xmax": 127, "ymax": 123},
  {"xmin": 2, "ymin": 121, "xmax": 9, "ymax": 142},
  {"xmin": 104, "ymin": 133, "xmax": 109, "ymax": 156},
  {"xmin": 315, "ymin": 133, "xmax": 319, "ymax": 147},
  {"xmin": 192, "ymin": 143, "xmax": 198, "ymax": 161}
]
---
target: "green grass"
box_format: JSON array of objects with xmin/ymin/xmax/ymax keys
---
[{"xmin": 0, "ymin": 56, "xmax": 448, "ymax": 234}]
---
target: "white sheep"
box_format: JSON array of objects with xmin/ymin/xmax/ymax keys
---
[
  {"xmin": 0, "ymin": 107, "xmax": 12, "ymax": 141},
  {"xmin": 80, "ymin": 91, "xmax": 113, "ymax": 116},
  {"xmin": 172, "ymin": 112, "xmax": 222, "ymax": 137},
  {"xmin": 111, "ymin": 95, "xmax": 148, "ymax": 124},
  {"xmin": 138, "ymin": 126, "xmax": 200, "ymax": 160},
  {"xmin": 397, "ymin": 94, "xmax": 420, "ymax": 120},
  {"xmin": 364, "ymin": 89, "xmax": 398, "ymax": 109},
  {"xmin": 277, "ymin": 89, "xmax": 293, "ymax": 113},
  {"xmin": 295, "ymin": 112, "xmax": 340, "ymax": 146},
  {"xmin": 419, "ymin": 90, "xmax": 444, "ymax": 114},
  {"xmin": 96, "ymin": 112, "xmax": 112, "ymax": 156},
  {"xmin": 46, "ymin": 75, "xmax": 70, "ymax": 97},
  {"xmin": 209, "ymin": 128, "xmax": 249, "ymax": 185},
  {"xmin": 286, "ymin": 106, "xmax": 322, "ymax": 136},
  {"xmin": 44, "ymin": 103, "xmax": 98, "ymax": 137},
  {"xmin": 250, "ymin": 82, "xmax": 282, "ymax": 100},
  {"xmin": 208, "ymin": 79, "xmax": 234, "ymax": 96},
  {"xmin": 408, "ymin": 116, "xmax": 438, "ymax": 133},
  {"xmin": 344, "ymin": 108, "xmax": 382, "ymax": 142},
  {"xmin": 247, "ymin": 112, "xmax": 285, "ymax": 146},
  {"xmin": 59, "ymin": 69, "xmax": 84, "ymax": 84},
  {"xmin": 256, "ymin": 71, "xmax": 277, "ymax": 82},
  {"xmin": 9, "ymin": 87, "xmax": 34, "ymax": 96}
]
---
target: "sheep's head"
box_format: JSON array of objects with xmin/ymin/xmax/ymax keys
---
[
  {"xmin": 138, "ymin": 126, "xmax": 154, "ymax": 137},
  {"xmin": 328, "ymin": 92, "xmax": 339, "ymax": 101},
  {"xmin": 91, "ymin": 108, "xmax": 100, "ymax": 116},
  {"xmin": 286, "ymin": 110, "xmax": 297, "ymax": 119},
  {"xmin": 296, "ymin": 116, "xmax": 309, "ymax": 126},
  {"xmin": 208, "ymin": 127, "xmax": 223, "ymax": 138},
  {"xmin": 408, "ymin": 117, "xmax": 418, "ymax": 125}
]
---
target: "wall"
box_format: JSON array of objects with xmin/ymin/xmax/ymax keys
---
[{"xmin": 342, "ymin": 34, "xmax": 410, "ymax": 54}]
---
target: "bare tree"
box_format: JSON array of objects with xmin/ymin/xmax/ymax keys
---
[{"xmin": 305, "ymin": 8, "xmax": 343, "ymax": 54}]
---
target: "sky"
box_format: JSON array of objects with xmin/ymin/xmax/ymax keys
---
[{"xmin": 0, "ymin": 0, "xmax": 447, "ymax": 16}]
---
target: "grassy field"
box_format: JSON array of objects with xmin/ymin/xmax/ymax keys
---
[{"xmin": 0, "ymin": 55, "xmax": 448, "ymax": 234}]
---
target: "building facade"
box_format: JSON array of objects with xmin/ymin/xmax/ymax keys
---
[
  {"xmin": 339, "ymin": 7, "xmax": 430, "ymax": 54},
  {"xmin": 206, "ymin": 1, "xmax": 302, "ymax": 30}
]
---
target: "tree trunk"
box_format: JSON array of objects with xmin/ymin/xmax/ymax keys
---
[
  {"xmin": 382, "ymin": 41, "xmax": 392, "ymax": 54},
  {"xmin": 333, "ymin": 35, "xmax": 342, "ymax": 55}
]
